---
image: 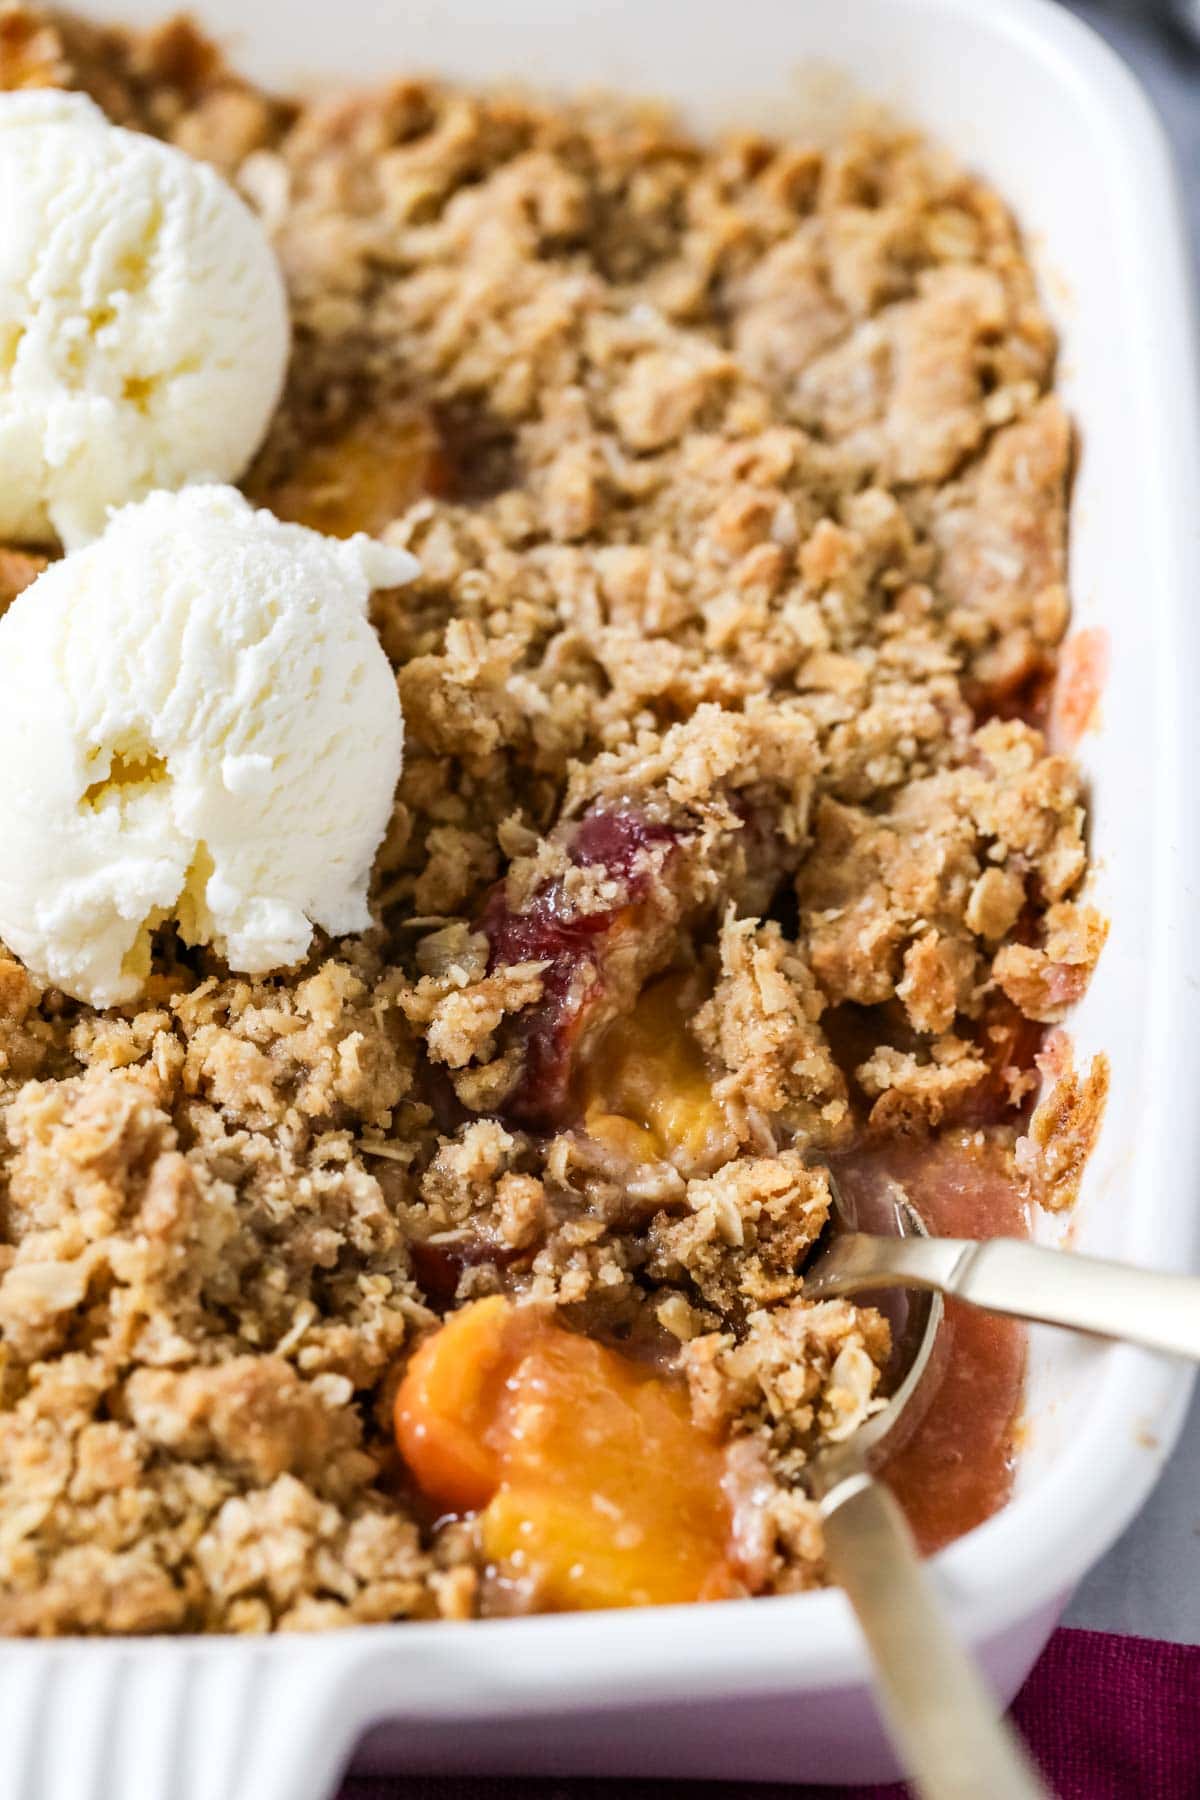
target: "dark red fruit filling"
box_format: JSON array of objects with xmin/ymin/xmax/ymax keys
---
[
  {"xmin": 410, "ymin": 1234, "xmax": 523, "ymax": 1303},
  {"xmin": 479, "ymin": 808, "xmax": 682, "ymax": 1129}
]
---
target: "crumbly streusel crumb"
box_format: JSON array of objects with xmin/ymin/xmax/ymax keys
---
[{"xmin": 1015, "ymin": 1037, "xmax": 1111, "ymax": 1213}]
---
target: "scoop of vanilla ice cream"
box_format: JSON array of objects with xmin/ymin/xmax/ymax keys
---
[
  {"xmin": 0, "ymin": 91, "xmax": 289, "ymax": 548},
  {"xmin": 0, "ymin": 486, "xmax": 415, "ymax": 1006}
]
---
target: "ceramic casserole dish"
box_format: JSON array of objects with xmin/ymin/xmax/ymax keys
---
[{"xmin": 3, "ymin": 0, "xmax": 1199, "ymax": 1794}]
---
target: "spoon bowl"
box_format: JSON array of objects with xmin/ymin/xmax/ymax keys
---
[{"xmin": 809, "ymin": 1172, "xmax": 944, "ymax": 1476}]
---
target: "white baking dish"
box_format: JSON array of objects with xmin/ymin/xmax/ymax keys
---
[{"xmin": 3, "ymin": 1, "xmax": 1199, "ymax": 1794}]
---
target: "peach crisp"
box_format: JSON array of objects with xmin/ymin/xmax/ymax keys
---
[{"xmin": 0, "ymin": 4, "xmax": 1107, "ymax": 1637}]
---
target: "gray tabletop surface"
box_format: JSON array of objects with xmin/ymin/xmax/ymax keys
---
[{"xmin": 1055, "ymin": 0, "xmax": 1200, "ymax": 1647}]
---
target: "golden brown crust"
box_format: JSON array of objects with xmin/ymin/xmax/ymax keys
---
[{"xmin": 1015, "ymin": 1039, "xmax": 1111, "ymax": 1212}]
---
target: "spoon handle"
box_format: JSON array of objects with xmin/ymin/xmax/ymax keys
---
[
  {"xmin": 808, "ymin": 1234, "xmax": 1200, "ymax": 1360},
  {"xmin": 816, "ymin": 1461, "xmax": 1049, "ymax": 1800}
]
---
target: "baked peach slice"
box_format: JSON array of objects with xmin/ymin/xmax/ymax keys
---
[{"xmin": 394, "ymin": 1297, "xmax": 742, "ymax": 1610}]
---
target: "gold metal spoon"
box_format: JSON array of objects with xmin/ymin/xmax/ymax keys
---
[
  {"xmin": 805, "ymin": 1177, "xmax": 1200, "ymax": 1361},
  {"xmin": 808, "ymin": 1192, "xmax": 1050, "ymax": 1800}
]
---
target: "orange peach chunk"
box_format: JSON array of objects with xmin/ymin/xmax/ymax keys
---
[
  {"xmin": 394, "ymin": 1298, "xmax": 740, "ymax": 1609},
  {"xmin": 393, "ymin": 1294, "xmax": 525, "ymax": 1512},
  {"xmin": 582, "ymin": 972, "xmax": 735, "ymax": 1169},
  {"xmin": 252, "ymin": 403, "xmax": 442, "ymax": 540}
]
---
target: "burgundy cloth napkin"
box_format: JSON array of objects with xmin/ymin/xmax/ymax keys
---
[{"xmin": 338, "ymin": 1628, "xmax": 1200, "ymax": 1800}]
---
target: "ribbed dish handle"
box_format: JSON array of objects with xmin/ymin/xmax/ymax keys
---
[{"xmin": 1, "ymin": 1643, "xmax": 365, "ymax": 1800}]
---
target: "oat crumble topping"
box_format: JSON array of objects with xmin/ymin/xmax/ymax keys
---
[{"xmin": 0, "ymin": 7, "xmax": 1108, "ymax": 1635}]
